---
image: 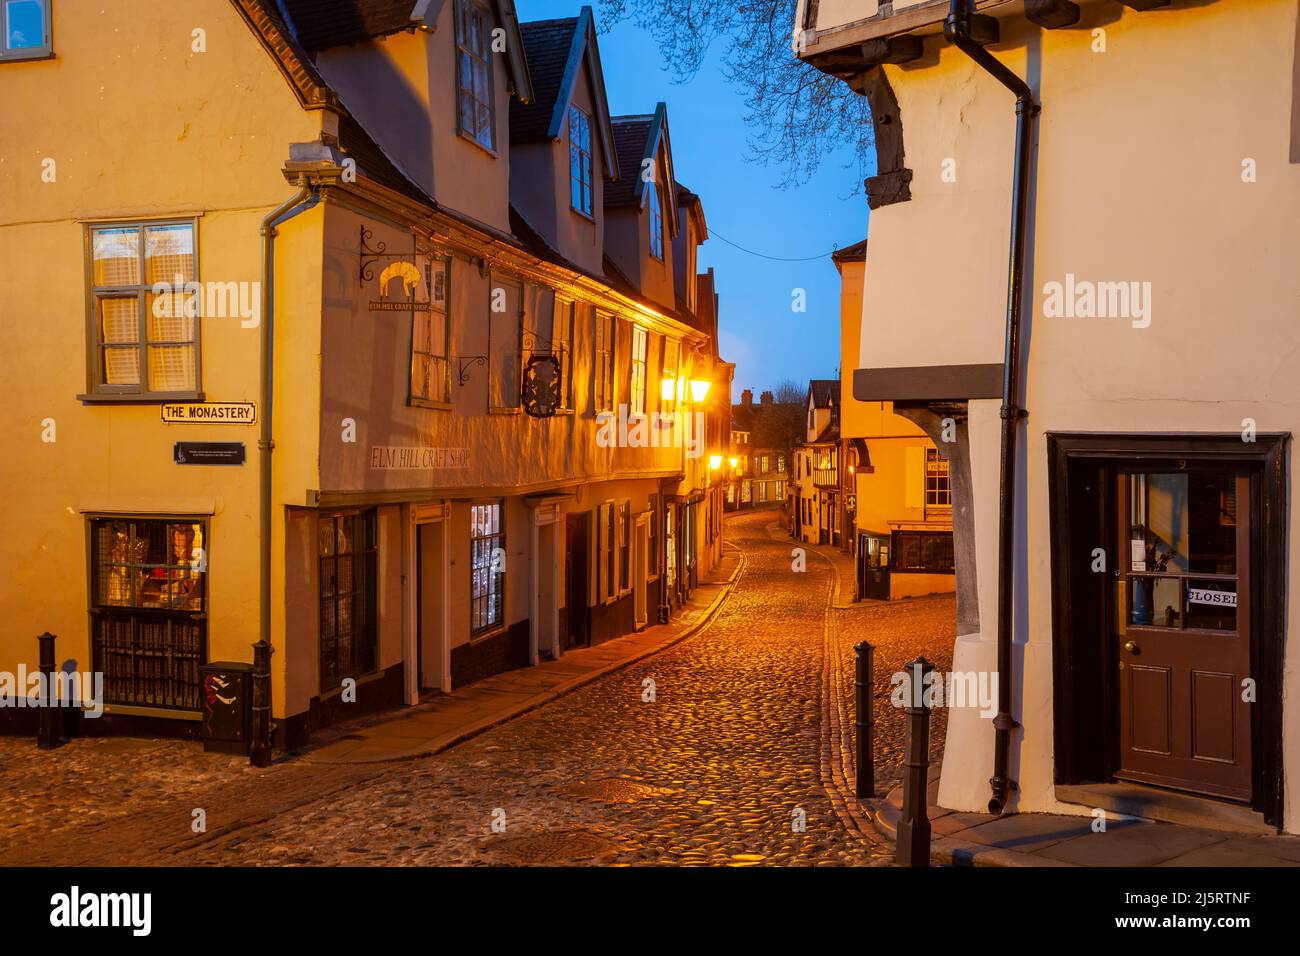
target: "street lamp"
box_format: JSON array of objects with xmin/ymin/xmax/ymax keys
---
[
  {"xmin": 689, "ymin": 379, "xmax": 711, "ymax": 402},
  {"xmin": 728, "ymin": 456, "xmax": 738, "ymax": 469},
  {"xmin": 708, "ymin": 455, "xmax": 722, "ymax": 470}
]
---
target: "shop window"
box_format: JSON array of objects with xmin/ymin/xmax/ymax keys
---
[
  {"xmin": 470, "ymin": 502, "xmax": 505, "ymax": 633},
  {"xmin": 319, "ymin": 511, "xmax": 378, "ymax": 691},
  {"xmin": 619, "ymin": 500, "xmax": 631, "ymax": 591},
  {"xmin": 90, "ymin": 517, "xmax": 207, "ymax": 711},
  {"xmin": 86, "ymin": 219, "xmax": 199, "ymax": 399},
  {"xmin": 891, "ymin": 530, "xmax": 955, "ymax": 573},
  {"xmin": 455, "ymin": 0, "xmax": 496, "ymax": 150}
]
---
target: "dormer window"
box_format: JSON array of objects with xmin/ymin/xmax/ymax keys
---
[
  {"xmin": 568, "ymin": 105, "xmax": 594, "ymax": 217},
  {"xmin": 648, "ymin": 180, "xmax": 664, "ymax": 260},
  {"xmin": 455, "ymin": 0, "xmax": 496, "ymax": 152}
]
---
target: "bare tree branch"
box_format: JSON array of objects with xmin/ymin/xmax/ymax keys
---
[{"xmin": 598, "ymin": 0, "xmax": 873, "ymax": 189}]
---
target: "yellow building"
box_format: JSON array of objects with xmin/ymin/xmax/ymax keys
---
[
  {"xmin": 833, "ymin": 242, "xmax": 956, "ymax": 603},
  {"xmin": 0, "ymin": 0, "xmax": 730, "ymax": 749},
  {"xmin": 798, "ymin": 0, "xmax": 1300, "ymax": 833}
]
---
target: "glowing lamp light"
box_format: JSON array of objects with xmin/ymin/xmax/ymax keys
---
[
  {"xmin": 728, "ymin": 457, "xmax": 738, "ymax": 469},
  {"xmin": 709, "ymin": 455, "xmax": 722, "ymax": 470},
  {"xmin": 660, "ymin": 377, "xmax": 676, "ymax": 401},
  {"xmin": 689, "ymin": 379, "xmax": 711, "ymax": 402}
]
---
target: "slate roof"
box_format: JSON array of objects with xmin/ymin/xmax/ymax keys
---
[
  {"xmin": 510, "ymin": 17, "xmax": 580, "ymax": 143},
  {"xmin": 604, "ymin": 116, "xmax": 653, "ymax": 207},
  {"xmin": 279, "ymin": 0, "xmax": 415, "ymax": 50},
  {"xmin": 809, "ymin": 379, "xmax": 839, "ymax": 409}
]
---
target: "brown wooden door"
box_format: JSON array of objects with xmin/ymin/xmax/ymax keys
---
[{"xmin": 1115, "ymin": 470, "xmax": 1252, "ymax": 802}]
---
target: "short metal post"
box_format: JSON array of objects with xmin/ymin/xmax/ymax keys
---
[
  {"xmin": 37, "ymin": 632, "xmax": 59, "ymax": 749},
  {"xmin": 854, "ymin": 641, "xmax": 875, "ymax": 798},
  {"xmin": 250, "ymin": 639, "xmax": 273, "ymax": 767},
  {"xmin": 896, "ymin": 655, "xmax": 934, "ymax": 867}
]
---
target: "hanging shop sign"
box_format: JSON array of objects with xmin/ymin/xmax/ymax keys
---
[
  {"xmin": 522, "ymin": 354, "xmax": 563, "ymax": 418},
  {"xmin": 161, "ymin": 402, "xmax": 256, "ymax": 425},
  {"xmin": 174, "ymin": 442, "xmax": 246, "ymax": 466}
]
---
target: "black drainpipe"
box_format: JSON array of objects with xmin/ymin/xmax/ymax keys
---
[
  {"xmin": 253, "ymin": 180, "xmax": 319, "ymax": 765},
  {"xmin": 943, "ymin": 0, "xmax": 1037, "ymax": 815}
]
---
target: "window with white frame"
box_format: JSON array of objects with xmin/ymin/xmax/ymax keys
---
[
  {"xmin": 488, "ymin": 277, "xmax": 522, "ymax": 409},
  {"xmin": 926, "ymin": 447, "xmax": 952, "ymax": 508},
  {"xmin": 660, "ymin": 337, "xmax": 679, "ymax": 416},
  {"xmin": 1, "ymin": 0, "xmax": 49, "ymax": 60},
  {"xmin": 593, "ymin": 311, "xmax": 614, "ymax": 413},
  {"xmin": 629, "ymin": 325, "xmax": 647, "ymax": 418},
  {"xmin": 553, "ymin": 297, "xmax": 574, "ymax": 410},
  {"xmin": 87, "ymin": 219, "xmax": 200, "ymax": 398},
  {"xmin": 455, "ymin": 0, "xmax": 496, "ymax": 151},
  {"xmin": 647, "ymin": 180, "xmax": 664, "ymax": 260},
  {"xmin": 411, "ymin": 257, "xmax": 450, "ymax": 403},
  {"xmin": 568, "ymin": 105, "xmax": 594, "ymax": 216}
]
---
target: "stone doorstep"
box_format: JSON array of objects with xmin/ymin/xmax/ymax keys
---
[
  {"xmin": 299, "ymin": 551, "xmax": 745, "ymax": 766},
  {"xmin": 871, "ymin": 780, "xmax": 1300, "ymax": 868}
]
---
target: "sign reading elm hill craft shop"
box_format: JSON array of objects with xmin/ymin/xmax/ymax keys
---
[{"xmin": 369, "ymin": 446, "xmax": 470, "ymax": 470}]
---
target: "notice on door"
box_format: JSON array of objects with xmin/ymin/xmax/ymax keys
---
[
  {"xmin": 161, "ymin": 402, "xmax": 256, "ymax": 425},
  {"xmin": 1187, "ymin": 588, "xmax": 1237, "ymax": 608}
]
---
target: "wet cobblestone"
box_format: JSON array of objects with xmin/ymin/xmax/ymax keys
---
[{"xmin": 1, "ymin": 510, "xmax": 956, "ymax": 867}]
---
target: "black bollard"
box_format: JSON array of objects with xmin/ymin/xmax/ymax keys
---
[
  {"xmin": 896, "ymin": 655, "xmax": 935, "ymax": 867},
  {"xmin": 36, "ymin": 632, "xmax": 59, "ymax": 749},
  {"xmin": 854, "ymin": 641, "xmax": 875, "ymax": 798},
  {"xmin": 249, "ymin": 639, "xmax": 274, "ymax": 767}
]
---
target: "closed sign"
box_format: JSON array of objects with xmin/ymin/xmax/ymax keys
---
[{"xmin": 1187, "ymin": 588, "xmax": 1236, "ymax": 608}]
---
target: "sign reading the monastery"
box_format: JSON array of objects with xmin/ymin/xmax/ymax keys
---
[
  {"xmin": 369, "ymin": 446, "xmax": 470, "ymax": 471},
  {"xmin": 161, "ymin": 402, "xmax": 257, "ymax": 425},
  {"xmin": 174, "ymin": 442, "xmax": 246, "ymax": 466}
]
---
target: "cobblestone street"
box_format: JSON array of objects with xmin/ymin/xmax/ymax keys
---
[{"xmin": 1, "ymin": 510, "xmax": 955, "ymax": 867}]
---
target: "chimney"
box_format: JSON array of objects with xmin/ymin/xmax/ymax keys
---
[
  {"xmin": 741, "ymin": 388, "xmax": 753, "ymax": 409},
  {"xmin": 760, "ymin": 390, "xmax": 774, "ymax": 409}
]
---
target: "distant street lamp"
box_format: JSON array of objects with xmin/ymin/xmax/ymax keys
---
[
  {"xmin": 708, "ymin": 455, "xmax": 722, "ymax": 470},
  {"xmin": 728, "ymin": 456, "xmax": 738, "ymax": 469}
]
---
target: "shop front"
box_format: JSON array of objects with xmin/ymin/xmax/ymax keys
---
[{"xmin": 1047, "ymin": 434, "xmax": 1287, "ymax": 826}]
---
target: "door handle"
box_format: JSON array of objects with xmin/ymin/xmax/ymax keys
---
[{"xmin": 1124, "ymin": 641, "xmax": 1139, "ymax": 655}]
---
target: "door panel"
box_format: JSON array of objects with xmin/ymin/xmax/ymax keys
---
[{"xmin": 1115, "ymin": 471, "xmax": 1252, "ymax": 801}]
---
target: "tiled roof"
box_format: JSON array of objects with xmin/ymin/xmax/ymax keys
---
[
  {"xmin": 604, "ymin": 116, "xmax": 653, "ymax": 207},
  {"xmin": 278, "ymin": 0, "xmax": 415, "ymax": 51},
  {"xmin": 510, "ymin": 17, "xmax": 579, "ymax": 143},
  {"xmin": 832, "ymin": 237, "xmax": 867, "ymax": 262},
  {"xmin": 229, "ymin": 0, "xmax": 342, "ymax": 110},
  {"xmin": 809, "ymin": 379, "xmax": 839, "ymax": 408},
  {"xmin": 336, "ymin": 111, "xmax": 435, "ymax": 207}
]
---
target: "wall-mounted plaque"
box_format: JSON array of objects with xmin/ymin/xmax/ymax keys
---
[{"xmin": 174, "ymin": 442, "xmax": 246, "ymax": 466}]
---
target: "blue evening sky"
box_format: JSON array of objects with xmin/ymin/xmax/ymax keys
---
[{"xmin": 515, "ymin": 1, "xmax": 874, "ymax": 396}]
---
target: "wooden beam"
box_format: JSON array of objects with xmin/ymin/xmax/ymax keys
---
[
  {"xmin": 968, "ymin": 13, "xmax": 1000, "ymax": 46},
  {"xmin": 1025, "ymin": 0, "xmax": 1081, "ymax": 29},
  {"xmin": 1119, "ymin": 0, "xmax": 1172, "ymax": 9},
  {"xmin": 861, "ymin": 35, "xmax": 924, "ymax": 67}
]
